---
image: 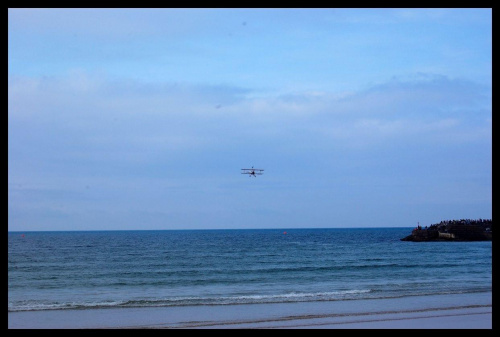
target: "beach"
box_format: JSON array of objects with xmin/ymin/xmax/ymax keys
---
[{"xmin": 8, "ymin": 292, "xmax": 492, "ymax": 329}]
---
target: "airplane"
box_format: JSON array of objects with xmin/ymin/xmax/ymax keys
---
[{"xmin": 241, "ymin": 166, "xmax": 264, "ymax": 177}]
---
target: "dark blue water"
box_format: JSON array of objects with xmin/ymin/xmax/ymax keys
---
[{"xmin": 8, "ymin": 228, "xmax": 492, "ymax": 312}]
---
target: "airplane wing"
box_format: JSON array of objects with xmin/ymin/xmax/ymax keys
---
[{"xmin": 241, "ymin": 168, "xmax": 264, "ymax": 175}]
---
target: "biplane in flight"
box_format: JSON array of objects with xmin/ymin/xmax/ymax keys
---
[{"xmin": 241, "ymin": 167, "xmax": 264, "ymax": 177}]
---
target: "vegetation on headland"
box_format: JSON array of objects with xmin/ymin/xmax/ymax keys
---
[{"xmin": 401, "ymin": 218, "xmax": 492, "ymax": 242}]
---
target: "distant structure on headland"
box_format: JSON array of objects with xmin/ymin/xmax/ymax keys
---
[{"xmin": 401, "ymin": 218, "xmax": 492, "ymax": 242}]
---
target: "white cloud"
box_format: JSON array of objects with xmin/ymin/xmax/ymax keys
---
[
  {"xmin": 8, "ymin": 71, "xmax": 491, "ymax": 230},
  {"xmin": 9, "ymin": 72, "xmax": 491, "ymax": 159}
]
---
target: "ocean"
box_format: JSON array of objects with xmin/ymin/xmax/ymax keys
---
[{"xmin": 8, "ymin": 228, "xmax": 492, "ymax": 315}]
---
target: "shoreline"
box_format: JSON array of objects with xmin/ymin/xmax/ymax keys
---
[
  {"xmin": 173, "ymin": 307, "xmax": 492, "ymax": 329},
  {"xmin": 8, "ymin": 292, "xmax": 492, "ymax": 329}
]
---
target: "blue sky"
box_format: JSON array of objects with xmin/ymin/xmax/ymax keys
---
[{"xmin": 8, "ymin": 8, "xmax": 492, "ymax": 231}]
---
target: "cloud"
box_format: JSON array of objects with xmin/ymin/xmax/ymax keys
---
[
  {"xmin": 8, "ymin": 71, "xmax": 491, "ymax": 230},
  {"xmin": 9, "ymin": 72, "xmax": 491, "ymax": 169},
  {"xmin": 221, "ymin": 74, "xmax": 490, "ymax": 149}
]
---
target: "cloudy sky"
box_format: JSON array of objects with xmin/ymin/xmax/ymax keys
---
[{"xmin": 8, "ymin": 8, "xmax": 492, "ymax": 231}]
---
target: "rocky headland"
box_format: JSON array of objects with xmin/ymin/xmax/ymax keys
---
[{"xmin": 401, "ymin": 219, "xmax": 492, "ymax": 242}]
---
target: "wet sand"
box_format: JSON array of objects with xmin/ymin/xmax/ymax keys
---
[{"xmin": 8, "ymin": 292, "xmax": 492, "ymax": 329}]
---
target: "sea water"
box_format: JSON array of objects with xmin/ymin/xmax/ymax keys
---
[{"xmin": 8, "ymin": 228, "xmax": 492, "ymax": 313}]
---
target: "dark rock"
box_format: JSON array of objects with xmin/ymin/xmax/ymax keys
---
[{"xmin": 401, "ymin": 219, "xmax": 492, "ymax": 242}]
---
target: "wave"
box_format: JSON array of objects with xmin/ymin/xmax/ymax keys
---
[
  {"xmin": 8, "ymin": 288, "xmax": 491, "ymax": 312},
  {"xmin": 8, "ymin": 289, "xmax": 370, "ymax": 312}
]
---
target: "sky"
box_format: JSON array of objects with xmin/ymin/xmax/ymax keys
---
[{"xmin": 8, "ymin": 8, "xmax": 492, "ymax": 231}]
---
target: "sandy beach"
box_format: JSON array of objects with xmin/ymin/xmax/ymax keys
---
[{"xmin": 8, "ymin": 292, "xmax": 492, "ymax": 329}]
